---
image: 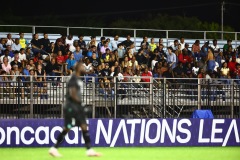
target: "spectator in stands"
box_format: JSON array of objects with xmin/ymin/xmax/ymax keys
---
[
  {"xmin": 156, "ymin": 44, "xmax": 167, "ymax": 59},
  {"xmin": 106, "ymin": 38, "xmax": 112, "ymax": 51},
  {"xmin": 149, "ymin": 38, "xmax": 157, "ymax": 52},
  {"xmin": 117, "ymin": 43, "xmax": 125, "ymax": 63},
  {"xmin": 141, "ymin": 67, "xmax": 152, "ymax": 87},
  {"xmin": 179, "ymin": 37, "xmax": 185, "ymax": 50},
  {"xmin": 56, "ymin": 50, "xmax": 65, "ymax": 66},
  {"xmin": 11, "ymin": 38, "xmax": 21, "ymax": 52},
  {"xmin": 45, "ymin": 58, "xmax": 62, "ymax": 85},
  {"xmin": 19, "ymin": 48, "xmax": 27, "ymax": 64},
  {"xmin": 140, "ymin": 36, "xmax": 149, "ymax": 48},
  {"xmin": 228, "ymin": 56, "xmax": 237, "ymax": 76},
  {"xmin": 192, "ymin": 61, "xmax": 199, "ymax": 77},
  {"xmin": 90, "ymin": 52, "xmax": 101, "ymax": 70},
  {"xmin": 40, "ymin": 33, "xmax": 50, "ymax": 51},
  {"xmin": 25, "ymin": 47, "xmax": 33, "ymax": 60},
  {"xmin": 55, "ymin": 34, "xmax": 66, "ymax": 45},
  {"xmin": 31, "ymin": 33, "xmax": 43, "ymax": 55},
  {"xmin": 141, "ymin": 43, "xmax": 150, "ymax": 62},
  {"xmin": 100, "ymin": 63, "xmax": 111, "ymax": 77},
  {"xmin": 130, "ymin": 56, "xmax": 139, "ymax": 71},
  {"xmin": 206, "ymin": 47, "xmax": 215, "ymax": 72},
  {"xmin": 87, "ymin": 36, "xmax": 98, "ymax": 49},
  {"xmin": 173, "ymin": 62, "xmax": 185, "ymax": 79},
  {"xmin": 28, "ymin": 58, "xmax": 36, "ymax": 70},
  {"xmin": 197, "ymin": 68, "xmax": 205, "ymax": 78},
  {"xmin": 65, "ymin": 52, "xmax": 76, "ymax": 75},
  {"xmin": 99, "ymin": 75, "xmax": 114, "ymax": 100},
  {"xmin": 111, "ymin": 34, "xmax": 120, "ymax": 51},
  {"xmin": 10, "ymin": 54, "xmax": 22, "ymax": 68},
  {"xmin": 1, "ymin": 57, "xmax": 11, "ymax": 74},
  {"xmin": 224, "ymin": 46, "xmax": 234, "ymax": 59},
  {"xmin": 65, "ymin": 34, "xmax": 74, "ymax": 51},
  {"xmin": 102, "ymin": 48, "xmax": 111, "ymax": 63},
  {"xmin": 182, "ymin": 43, "xmax": 192, "ymax": 56},
  {"xmin": 83, "ymin": 58, "xmax": 98, "ymax": 83},
  {"xmin": 46, "ymin": 42, "xmax": 55, "ymax": 55},
  {"xmin": 6, "ymin": 45, "xmax": 14, "ymax": 58},
  {"xmin": 109, "ymin": 52, "xmax": 117, "ymax": 68},
  {"xmin": 151, "ymin": 55, "xmax": 159, "ymax": 71},
  {"xmin": 10, "ymin": 65, "xmax": 21, "ymax": 89},
  {"xmin": 86, "ymin": 45, "xmax": 97, "ymax": 58},
  {"xmin": 215, "ymin": 51, "xmax": 225, "ymax": 68},
  {"xmin": 121, "ymin": 34, "xmax": 133, "ymax": 49},
  {"xmin": 0, "ymin": 70, "xmax": 15, "ymax": 99},
  {"xmin": 34, "ymin": 56, "xmax": 45, "ymax": 71},
  {"xmin": 157, "ymin": 38, "xmax": 165, "ymax": 48},
  {"xmin": 73, "ymin": 46, "xmax": 83, "ymax": 62},
  {"xmin": 135, "ymin": 48, "xmax": 147, "ymax": 65},
  {"xmin": 22, "ymin": 64, "xmax": 31, "ymax": 82},
  {"xmin": 220, "ymin": 62, "xmax": 231, "ymax": 85},
  {"xmin": 167, "ymin": 47, "xmax": 177, "ymax": 69},
  {"xmin": 200, "ymin": 41, "xmax": 209, "ymax": 58},
  {"xmin": 77, "ymin": 34, "xmax": 87, "ymax": 51},
  {"xmin": 19, "ymin": 32, "xmax": 28, "ymax": 49},
  {"xmin": 0, "ymin": 49, "xmax": 12, "ymax": 63},
  {"xmin": 192, "ymin": 40, "xmax": 201, "ymax": 61},
  {"xmin": 35, "ymin": 64, "xmax": 48, "ymax": 98},
  {"xmin": 97, "ymin": 36, "xmax": 105, "ymax": 53},
  {"xmin": 210, "ymin": 39, "xmax": 220, "ymax": 58},
  {"xmin": 170, "ymin": 39, "xmax": 179, "ymax": 53},
  {"xmin": 6, "ymin": 33, "xmax": 14, "ymax": 46},
  {"xmin": 0, "ymin": 38, "xmax": 6, "ymax": 55},
  {"xmin": 100, "ymin": 40, "xmax": 110, "ymax": 55},
  {"xmin": 54, "ymin": 39, "xmax": 66, "ymax": 55},
  {"xmin": 223, "ymin": 39, "xmax": 232, "ymax": 53},
  {"xmin": 234, "ymin": 63, "xmax": 240, "ymax": 85}
]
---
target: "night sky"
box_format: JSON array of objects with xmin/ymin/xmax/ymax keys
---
[{"xmin": 2, "ymin": 0, "xmax": 240, "ymax": 31}]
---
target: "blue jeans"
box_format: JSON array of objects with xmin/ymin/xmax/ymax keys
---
[{"xmin": 99, "ymin": 88, "xmax": 114, "ymax": 99}]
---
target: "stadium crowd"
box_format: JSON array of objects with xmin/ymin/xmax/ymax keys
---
[{"xmin": 0, "ymin": 32, "xmax": 240, "ymax": 99}]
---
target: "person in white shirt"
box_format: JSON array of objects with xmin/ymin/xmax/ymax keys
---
[
  {"xmin": 179, "ymin": 37, "xmax": 185, "ymax": 50},
  {"xmin": 11, "ymin": 38, "xmax": 21, "ymax": 52},
  {"xmin": 111, "ymin": 34, "xmax": 120, "ymax": 51},
  {"xmin": 65, "ymin": 34, "xmax": 74, "ymax": 50},
  {"xmin": 0, "ymin": 49, "xmax": 12, "ymax": 64},
  {"xmin": 19, "ymin": 48, "xmax": 27, "ymax": 62},
  {"xmin": 6, "ymin": 33, "xmax": 14, "ymax": 46},
  {"xmin": 210, "ymin": 39, "xmax": 220, "ymax": 57}
]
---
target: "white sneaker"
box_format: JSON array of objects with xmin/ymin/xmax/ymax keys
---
[
  {"xmin": 86, "ymin": 149, "xmax": 101, "ymax": 157},
  {"xmin": 49, "ymin": 147, "xmax": 62, "ymax": 157}
]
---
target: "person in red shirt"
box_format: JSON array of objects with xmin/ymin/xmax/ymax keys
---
[{"xmin": 228, "ymin": 56, "xmax": 237, "ymax": 77}]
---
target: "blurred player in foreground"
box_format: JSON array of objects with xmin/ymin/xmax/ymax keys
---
[{"xmin": 49, "ymin": 62, "xmax": 101, "ymax": 157}]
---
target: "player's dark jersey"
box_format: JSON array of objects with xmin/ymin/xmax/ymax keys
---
[{"xmin": 66, "ymin": 74, "xmax": 84, "ymax": 103}]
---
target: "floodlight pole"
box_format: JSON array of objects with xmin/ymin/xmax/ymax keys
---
[{"xmin": 221, "ymin": 1, "xmax": 225, "ymax": 40}]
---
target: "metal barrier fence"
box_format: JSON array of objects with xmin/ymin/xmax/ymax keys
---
[{"xmin": 0, "ymin": 76, "xmax": 240, "ymax": 119}]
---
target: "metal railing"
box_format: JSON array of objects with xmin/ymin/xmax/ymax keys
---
[
  {"xmin": 0, "ymin": 75, "xmax": 240, "ymax": 119},
  {"xmin": 0, "ymin": 25, "xmax": 239, "ymax": 44}
]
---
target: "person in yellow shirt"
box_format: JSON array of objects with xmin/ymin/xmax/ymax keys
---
[
  {"xmin": 19, "ymin": 32, "xmax": 28, "ymax": 49},
  {"xmin": 149, "ymin": 38, "xmax": 157, "ymax": 52}
]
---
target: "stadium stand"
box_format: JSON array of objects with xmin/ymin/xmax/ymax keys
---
[{"xmin": 0, "ymin": 28, "xmax": 240, "ymax": 119}]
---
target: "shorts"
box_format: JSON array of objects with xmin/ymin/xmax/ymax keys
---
[{"xmin": 63, "ymin": 100, "xmax": 87, "ymax": 129}]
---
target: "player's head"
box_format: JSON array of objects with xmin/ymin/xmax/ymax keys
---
[{"xmin": 75, "ymin": 62, "xmax": 85, "ymax": 76}]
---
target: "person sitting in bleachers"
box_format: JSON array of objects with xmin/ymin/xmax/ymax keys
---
[
  {"xmin": 65, "ymin": 52, "xmax": 76, "ymax": 75},
  {"xmin": 45, "ymin": 57, "xmax": 62, "ymax": 84},
  {"xmin": 11, "ymin": 38, "xmax": 21, "ymax": 52},
  {"xmin": 0, "ymin": 70, "xmax": 15, "ymax": 99}
]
